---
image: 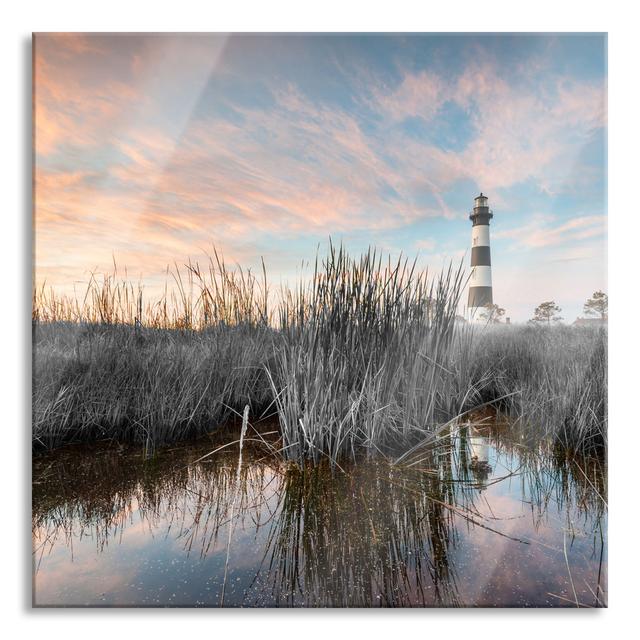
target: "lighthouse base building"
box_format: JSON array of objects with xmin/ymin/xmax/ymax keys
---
[{"xmin": 467, "ymin": 193, "xmax": 494, "ymax": 322}]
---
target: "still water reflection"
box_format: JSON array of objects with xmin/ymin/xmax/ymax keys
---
[{"xmin": 33, "ymin": 423, "xmax": 607, "ymax": 607}]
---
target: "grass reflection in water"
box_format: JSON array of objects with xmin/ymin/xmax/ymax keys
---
[{"xmin": 32, "ymin": 421, "xmax": 606, "ymax": 607}]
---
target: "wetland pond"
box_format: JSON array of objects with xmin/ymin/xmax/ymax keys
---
[{"xmin": 33, "ymin": 420, "xmax": 607, "ymax": 607}]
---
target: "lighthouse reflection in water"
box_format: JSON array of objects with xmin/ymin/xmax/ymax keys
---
[{"xmin": 468, "ymin": 425, "xmax": 492, "ymax": 487}]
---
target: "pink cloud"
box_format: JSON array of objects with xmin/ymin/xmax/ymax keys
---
[
  {"xmin": 494, "ymin": 214, "xmax": 606, "ymax": 249},
  {"xmin": 371, "ymin": 60, "xmax": 605, "ymax": 193},
  {"xmin": 372, "ymin": 70, "xmax": 445, "ymax": 122}
]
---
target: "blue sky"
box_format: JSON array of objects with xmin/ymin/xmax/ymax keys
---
[{"xmin": 35, "ymin": 33, "xmax": 607, "ymax": 322}]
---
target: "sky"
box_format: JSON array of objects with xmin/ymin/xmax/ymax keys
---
[{"xmin": 34, "ymin": 33, "xmax": 607, "ymax": 322}]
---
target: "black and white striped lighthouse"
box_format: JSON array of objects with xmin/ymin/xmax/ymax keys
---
[{"xmin": 467, "ymin": 193, "xmax": 493, "ymax": 321}]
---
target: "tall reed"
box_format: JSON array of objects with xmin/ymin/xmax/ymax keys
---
[{"xmin": 269, "ymin": 244, "xmax": 473, "ymax": 461}]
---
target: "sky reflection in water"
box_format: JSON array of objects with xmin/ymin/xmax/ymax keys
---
[{"xmin": 32, "ymin": 426, "xmax": 607, "ymax": 607}]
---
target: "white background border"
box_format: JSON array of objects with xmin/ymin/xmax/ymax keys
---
[{"xmin": 3, "ymin": 1, "xmax": 638, "ymax": 636}]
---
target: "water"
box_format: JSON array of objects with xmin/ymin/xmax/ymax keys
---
[{"xmin": 32, "ymin": 423, "xmax": 607, "ymax": 607}]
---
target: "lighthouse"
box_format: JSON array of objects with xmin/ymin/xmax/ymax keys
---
[{"xmin": 467, "ymin": 193, "xmax": 493, "ymax": 321}]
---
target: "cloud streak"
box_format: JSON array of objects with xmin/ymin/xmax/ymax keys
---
[{"xmin": 494, "ymin": 215, "xmax": 606, "ymax": 249}]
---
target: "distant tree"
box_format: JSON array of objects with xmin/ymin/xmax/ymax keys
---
[
  {"xmin": 531, "ymin": 301, "xmax": 563, "ymax": 325},
  {"xmin": 583, "ymin": 290, "xmax": 608, "ymax": 320},
  {"xmin": 479, "ymin": 303, "xmax": 506, "ymax": 324}
]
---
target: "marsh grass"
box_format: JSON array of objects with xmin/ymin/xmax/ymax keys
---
[
  {"xmin": 468, "ymin": 325, "xmax": 607, "ymax": 454},
  {"xmin": 269, "ymin": 245, "xmax": 474, "ymax": 462},
  {"xmin": 32, "ymin": 246, "xmax": 607, "ymax": 461}
]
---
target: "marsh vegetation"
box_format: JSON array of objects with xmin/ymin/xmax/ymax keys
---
[{"xmin": 33, "ymin": 247, "xmax": 607, "ymax": 461}]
